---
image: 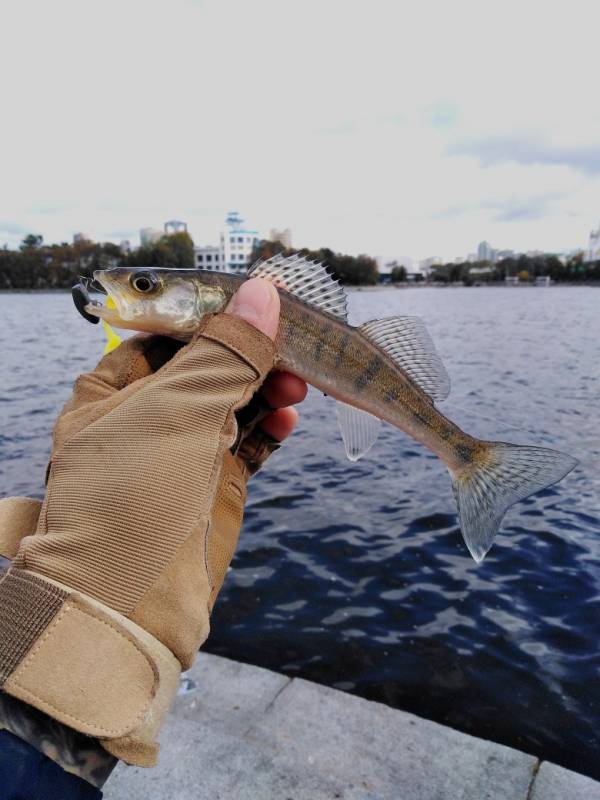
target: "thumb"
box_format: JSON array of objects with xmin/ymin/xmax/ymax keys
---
[{"xmin": 225, "ymin": 277, "xmax": 280, "ymax": 341}]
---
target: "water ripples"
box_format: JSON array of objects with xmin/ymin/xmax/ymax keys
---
[{"xmin": 0, "ymin": 287, "xmax": 599, "ymax": 778}]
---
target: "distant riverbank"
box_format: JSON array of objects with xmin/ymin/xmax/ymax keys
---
[{"xmin": 2, "ymin": 281, "xmax": 599, "ymax": 296}]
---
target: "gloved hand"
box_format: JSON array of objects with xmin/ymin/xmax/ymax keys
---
[{"xmin": 0, "ymin": 279, "xmax": 305, "ymax": 767}]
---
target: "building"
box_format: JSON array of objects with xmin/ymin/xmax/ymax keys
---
[
  {"xmin": 477, "ymin": 241, "xmax": 492, "ymax": 261},
  {"xmin": 221, "ymin": 211, "xmax": 260, "ymax": 272},
  {"xmin": 194, "ymin": 245, "xmax": 223, "ymax": 271},
  {"xmin": 587, "ymin": 221, "xmax": 600, "ymax": 261},
  {"xmin": 164, "ymin": 220, "xmax": 188, "ymax": 235},
  {"xmin": 194, "ymin": 211, "xmax": 261, "ymax": 273},
  {"xmin": 496, "ymin": 249, "xmax": 515, "ymax": 261},
  {"xmin": 140, "ymin": 227, "xmax": 163, "ymax": 246},
  {"xmin": 73, "ymin": 232, "xmax": 88, "ymax": 244},
  {"xmin": 270, "ymin": 227, "xmax": 292, "ymax": 248}
]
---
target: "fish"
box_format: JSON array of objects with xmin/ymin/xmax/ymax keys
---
[{"xmin": 74, "ymin": 254, "xmax": 578, "ymax": 563}]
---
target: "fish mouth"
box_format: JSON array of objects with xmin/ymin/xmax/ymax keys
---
[{"xmin": 71, "ymin": 274, "xmax": 120, "ymax": 325}]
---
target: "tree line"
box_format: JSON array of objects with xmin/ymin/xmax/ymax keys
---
[
  {"xmin": 0, "ymin": 233, "xmax": 379, "ymax": 289},
  {"xmin": 251, "ymin": 240, "xmax": 379, "ymax": 285},
  {"xmin": 2, "ymin": 233, "xmax": 598, "ymax": 290},
  {"xmin": 0, "ymin": 233, "xmax": 196, "ymax": 290},
  {"xmin": 430, "ymin": 253, "xmax": 600, "ymax": 285}
]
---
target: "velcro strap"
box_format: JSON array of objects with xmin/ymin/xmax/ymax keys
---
[
  {"xmin": 0, "ymin": 498, "xmax": 42, "ymax": 559},
  {"xmin": 0, "ymin": 568, "xmax": 160, "ymax": 739}
]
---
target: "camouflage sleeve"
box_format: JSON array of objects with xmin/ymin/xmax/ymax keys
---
[{"xmin": 0, "ymin": 691, "xmax": 117, "ymax": 788}]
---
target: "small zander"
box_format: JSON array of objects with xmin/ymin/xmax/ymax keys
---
[{"xmin": 73, "ymin": 255, "xmax": 578, "ymax": 562}]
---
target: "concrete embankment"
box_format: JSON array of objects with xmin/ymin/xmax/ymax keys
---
[{"xmin": 104, "ymin": 653, "xmax": 600, "ymax": 799}]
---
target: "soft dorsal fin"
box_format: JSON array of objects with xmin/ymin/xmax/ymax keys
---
[
  {"xmin": 248, "ymin": 254, "xmax": 348, "ymax": 320},
  {"xmin": 358, "ymin": 316, "xmax": 450, "ymax": 401}
]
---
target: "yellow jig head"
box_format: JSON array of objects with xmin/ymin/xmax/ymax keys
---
[{"xmin": 102, "ymin": 296, "xmax": 122, "ymax": 355}]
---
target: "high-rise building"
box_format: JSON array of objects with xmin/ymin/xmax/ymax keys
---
[
  {"xmin": 270, "ymin": 227, "xmax": 292, "ymax": 248},
  {"xmin": 587, "ymin": 221, "xmax": 600, "ymax": 261},
  {"xmin": 477, "ymin": 241, "xmax": 492, "ymax": 261},
  {"xmin": 194, "ymin": 212, "xmax": 261, "ymax": 273}
]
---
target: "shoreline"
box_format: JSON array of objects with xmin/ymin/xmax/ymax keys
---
[{"xmin": 1, "ymin": 281, "xmax": 599, "ymax": 294}]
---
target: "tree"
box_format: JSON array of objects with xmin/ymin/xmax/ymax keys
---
[
  {"xmin": 125, "ymin": 232, "xmax": 195, "ymax": 269},
  {"xmin": 20, "ymin": 234, "xmax": 43, "ymax": 250},
  {"xmin": 391, "ymin": 264, "xmax": 407, "ymax": 282},
  {"xmin": 250, "ymin": 240, "xmax": 379, "ymax": 285}
]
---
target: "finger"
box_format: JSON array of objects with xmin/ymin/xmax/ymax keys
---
[
  {"xmin": 225, "ymin": 277, "xmax": 280, "ymax": 340},
  {"xmin": 261, "ymin": 371, "xmax": 308, "ymax": 409},
  {"xmin": 259, "ymin": 406, "xmax": 300, "ymax": 442}
]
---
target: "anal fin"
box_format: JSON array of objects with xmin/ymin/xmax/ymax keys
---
[{"xmin": 336, "ymin": 401, "xmax": 381, "ymax": 461}]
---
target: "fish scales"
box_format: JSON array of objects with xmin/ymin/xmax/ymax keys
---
[
  {"xmin": 80, "ymin": 259, "xmax": 578, "ymax": 563},
  {"xmin": 276, "ymin": 292, "xmax": 474, "ymax": 471}
]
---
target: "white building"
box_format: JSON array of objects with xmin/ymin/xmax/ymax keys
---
[
  {"xmin": 270, "ymin": 227, "xmax": 292, "ymax": 248},
  {"xmin": 194, "ymin": 245, "xmax": 223, "ymax": 271},
  {"xmin": 587, "ymin": 221, "xmax": 600, "ymax": 261},
  {"xmin": 194, "ymin": 211, "xmax": 261, "ymax": 273},
  {"xmin": 140, "ymin": 227, "xmax": 163, "ymax": 246}
]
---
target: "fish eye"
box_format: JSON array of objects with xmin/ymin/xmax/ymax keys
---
[{"xmin": 130, "ymin": 272, "xmax": 158, "ymax": 294}]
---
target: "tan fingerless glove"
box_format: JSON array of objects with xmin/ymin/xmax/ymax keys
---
[{"xmin": 0, "ymin": 314, "xmax": 277, "ymax": 766}]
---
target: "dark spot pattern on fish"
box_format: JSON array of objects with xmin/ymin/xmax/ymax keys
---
[
  {"xmin": 455, "ymin": 443, "xmax": 473, "ymax": 462},
  {"xmin": 334, "ymin": 334, "xmax": 350, "ymax": 367},
  {"xmin": 314, "ymin": 325, "xmax": 330, "ymax": 362},
  {"xmin": 439, "ymin": 425, "xmax": 454, "ymax": 441},
  {"xmin": 383, "ymin": 387, "xmax": 400, "ymax": 404},
  {"xmin": 355, "ymin": 357, "xmax": 383, "ymax": 392},
  {"xmin": 412, "ymin": 409, "xmax": 429, "ymax": 426}
]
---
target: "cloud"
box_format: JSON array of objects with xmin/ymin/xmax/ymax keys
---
[
  {"xmin": 0, "ymin": 222, "xmax": 30, "ymax": 236},
  {"xmin": 432, "ymin": 192, "xmax": 566, "ymax": 224},
  {"xmin": 447, "ymin": 134, "xmax": 600, "ymax": 176},
  {"xmin": 314, "ymin": 121, "xmax": 357, "ymax": 136},
  {"xmin": 423, "ymin": 101, "xmax": 459, "ymax": 129}
]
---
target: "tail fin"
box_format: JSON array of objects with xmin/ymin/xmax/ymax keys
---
[{"xmin": 450, "ymin": 442, "xmax": 578, "ymax": 563}]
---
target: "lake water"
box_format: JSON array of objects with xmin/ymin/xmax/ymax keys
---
[{"xmin": 1, "ymin": 287, "xmax": 599, "ymax": 779}]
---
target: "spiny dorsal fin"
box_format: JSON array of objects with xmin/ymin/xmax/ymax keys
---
[
  {"xmin": 335, "ymin": 400, "xmax": 382, "ymax": 461},
  {"xmin": 358, "ymin": 316, "xmax": 450, "ymax": 401},
  {"xmin": 248, "ymin": 254, "xmax": 348, "ymax": 320}
]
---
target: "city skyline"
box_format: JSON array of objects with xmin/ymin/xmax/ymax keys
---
[
  {"xmin": 2, "ymin": 1, "xmax": 600, "ymax": 263},
  {"xmin": 4, "ymin": 211, "xmax": 594, "ymax": 271}
]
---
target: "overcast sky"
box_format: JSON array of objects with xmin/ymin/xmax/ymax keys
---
[{"xmin": 2, "ymin": 0, "xmax": 600, "ymax": 261}]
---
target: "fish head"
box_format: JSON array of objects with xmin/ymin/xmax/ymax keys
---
[{"xmin": 85, "ymin": 268, "xmax": 228, "ymax": 338}]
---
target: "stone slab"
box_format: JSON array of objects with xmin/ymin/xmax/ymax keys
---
[
  {"xmin": 104, "ymin": 653, "xmax": 600, "ymax": 800},
  {"xmin": 531, "ymin": 761, "xmax": 600, "ymax": 800},
  {"xmin": 246, "ymin": 677, "xmax": 536, "ymax": 800},
  {"xmin": 173, "ymin": 652, "xmax": 290, "ymax": 735},
  {"xmin": 104, "ymin": 716, "xmax": 360, "ymax": 800}
]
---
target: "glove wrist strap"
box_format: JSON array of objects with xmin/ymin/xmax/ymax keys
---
[{"xmin": 0, "ymin": 567, "xmax": 181, "ymax": 766}]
